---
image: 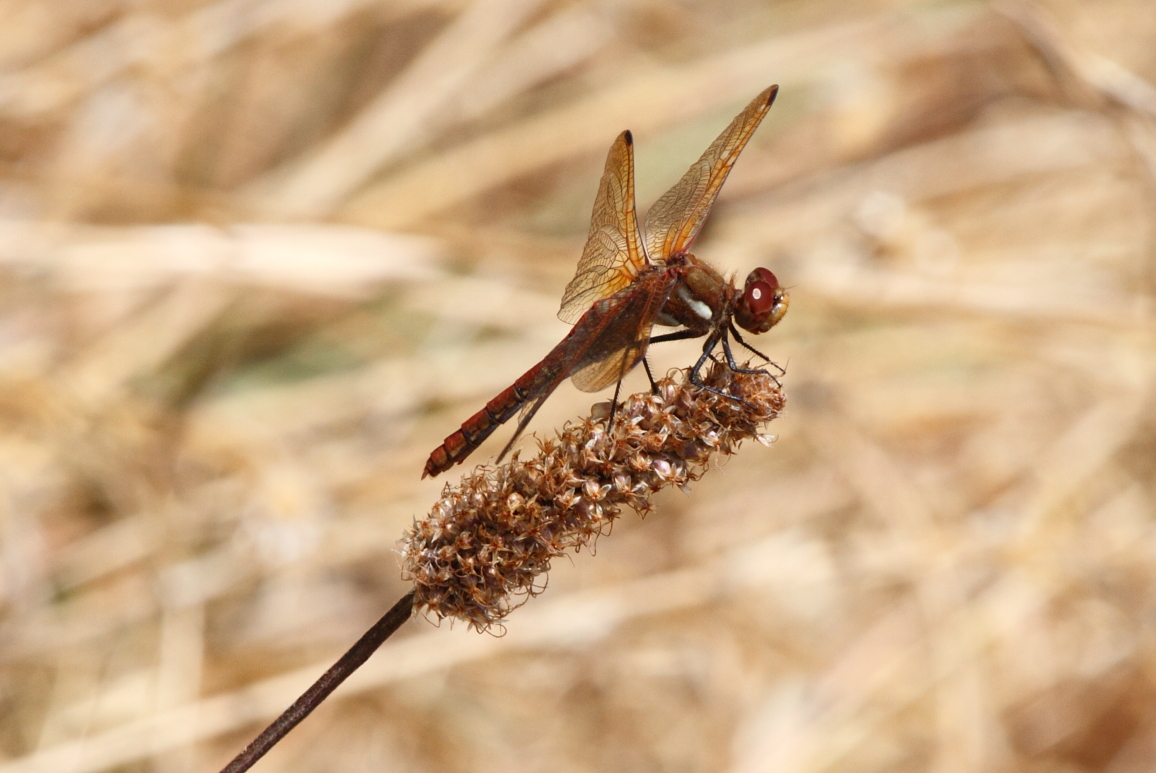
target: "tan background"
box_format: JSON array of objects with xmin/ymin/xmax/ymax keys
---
[{"xmin": 2, "ymin": 0, "xmax": 1156, "ymax": 771}]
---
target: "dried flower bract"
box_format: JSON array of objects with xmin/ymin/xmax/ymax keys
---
[{"xmin": 400, "ymin": 364, "xmax": 785, "ymax": 632}]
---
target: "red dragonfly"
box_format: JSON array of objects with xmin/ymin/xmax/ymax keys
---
[{"xmin": 424, "ymin": 85, "xmax": 789, "ymax": 479}]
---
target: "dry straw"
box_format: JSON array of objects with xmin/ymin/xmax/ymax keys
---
[{"xmin": 401, "ymin": 363, "xmax": 784, "ymax": 631}]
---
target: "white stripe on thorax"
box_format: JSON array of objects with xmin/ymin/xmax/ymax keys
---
[{"xmin": 678, "ymin": 285, "xmax": 713, "ymax": 321}]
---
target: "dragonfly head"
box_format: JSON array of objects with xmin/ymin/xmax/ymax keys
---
[{"xmin": 734, "ymin": 267, "xmax": 788, "ymax": 334}]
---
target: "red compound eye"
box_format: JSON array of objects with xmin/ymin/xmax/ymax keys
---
[
  {"xmin": 736, "ymin": 267, "xmax": 787, "ymax": 333},
  {"xmin": 744, "ymin": 279, "xmax": 776, "ymax": 315},
  {"xmin": 744, "ymin": 268, "xmax": 779, "ymax": 314},
  {"xmin": 750, "ymin": 267, "xmax": 780, "ymax": 289}
]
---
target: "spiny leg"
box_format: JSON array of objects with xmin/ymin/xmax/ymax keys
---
[
  {"xmin": 687, "ymin": 343, "xmax": 716, "ymax": 389},
  {"xmin": 650, "ymin": 327, "xmax": 735, "ymax": 395},
  {"xmin": 729, "ymin": 323, "xmax": 771, "ymax": 363},
  {"xmin": 649, "ymin": 329, "xmax": 709, "ymax": 386},
  {"xmin": 642, "ymin": 357, "xmax": 660, "ymax": 394},
  {"xmin": 690, "ymin": 331, "xmax": 773, "ymax": 406},
  {"xmin": 687, "ymin": 332, "xmax": 744, "ymax": 400},
  {"xmin": 649, "ymin": 329, "xmax": 702, "ymax": 346},
  {"xmin": 607, "ymin": 378, "xmax": 624, "ymax": 433},
  {"xmin": 649, "ymin": 327, "xmax": 759, "ymax": 398},
  {"xmin": 730, "ymin": 323, "xmax": 785, "ymax": 377},
  {"xmin": 720, "ymin": 328, "xmax": 777, "ymax": 382},
  {"xmin": 496, "ymin": 386, "xmax": 557, "ymax": 464}
]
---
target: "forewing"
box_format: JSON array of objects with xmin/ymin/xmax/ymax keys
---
[
  {"xmin": 568, "ymin": 269, "xmax": 678, "ymax": 393},
  {"xmin": 644, "ymin": 85, "xmax": 778, "ymax": 261},
  {"xmin": 558, "ymin": 131, "xmax": 648, "ymax": 325}
]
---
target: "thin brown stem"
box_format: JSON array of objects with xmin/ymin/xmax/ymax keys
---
[{"xmin": 219, "ymin": 590, "xmax": 416, "ymax": 773}]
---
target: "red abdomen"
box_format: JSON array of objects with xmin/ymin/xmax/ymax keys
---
[
  {"xmin": 423, "ymin": 383, "xmax": 527, "ymax": 478},
  {"xmin": 422, "ymin": 347, "xmax": 568, "ymax": 479}
]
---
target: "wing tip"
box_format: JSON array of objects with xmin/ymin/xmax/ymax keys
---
[
  {"xmin": 764, "ymin": 84, "xmax": 780, "ymax": 107},
  {"xmin": 622, "ymin": 129, "xmax": 633, "ymax": 146}
]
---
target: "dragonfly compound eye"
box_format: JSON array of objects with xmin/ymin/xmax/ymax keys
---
[
  {"xmin": 746, "ymin": 281, "xmax": 775, "ymax": 315},
  {"xmin": 735, "ymin": 267, "xmax": 788, "ymax": 333}
]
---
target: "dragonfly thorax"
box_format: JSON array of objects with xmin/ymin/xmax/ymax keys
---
[{"xmin": 654, "ymin": 259, "xmax": 732, "ymax": 331}]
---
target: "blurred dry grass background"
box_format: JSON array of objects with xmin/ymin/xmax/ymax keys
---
[{"xmin": 2, "ymin": 0, "xmax": 1156, "ymax": 771}]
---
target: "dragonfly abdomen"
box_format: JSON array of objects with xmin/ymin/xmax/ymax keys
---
[{"xmin": 423, "ymin": 353, "xmax": 567, "ymax": 479}]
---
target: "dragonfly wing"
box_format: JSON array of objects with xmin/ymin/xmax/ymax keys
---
[
  {"xmin": 558, "ymin": 130, "xmax": 649, "ymax": 325},
  {"xmin": 568, "ymin": 269, "xmax": 678, "ymax": 393},
  {"xmin": 644, "ymin": 86, "xmax": 778, "ymax": 261},
  {"xmin": 569, "ymin": 336, "xmax": 648, "ymax": 393}
]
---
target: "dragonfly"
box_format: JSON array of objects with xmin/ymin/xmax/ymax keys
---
[{"xmin": 424, "ymin": 85, "xmax": 789, "ymax": 479}]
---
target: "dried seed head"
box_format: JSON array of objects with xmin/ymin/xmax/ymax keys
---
[{"xmin": 399, "ymin": 364, "xmax": 785, "ymax": 632}]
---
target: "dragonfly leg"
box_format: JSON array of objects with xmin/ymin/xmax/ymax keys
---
[
  {"xmin": 720, "ymin": 329, "xmax": 781, "ymax": 386},
  {"xmin": 730, "ymin": 323, "xmax": 786, "ymax": 377},
  {"xmin": 649, "ymin": 329, "xmax": 703, "ymax": 346},
  {"xmin": 642, "ymin": 357, "xmax": 660, "ymax": 394},
  {"xmin": 496, "ymin": 388, "xmax": 556, "ymax": 464},
  {"xmin": 650, "ymin": 329, "xmax": 712, "ymax": 388},
  {"xmin": 651, "ymin": 327, "xmax": 744, "ymax": 397},
  {"xmin": 687, "ymin": 345, "xmax": 715, "ymax": 387},
  {"xmin": 688, "ymin": 333, "xmax": 747, "ymax": 401},
  {"xmin": 607, "ymin": 378, "xmax": 623, "ymax": 433},
  {"xmin": 728, "ymin": 324, "xmax": 769, "ymax": 363}
]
